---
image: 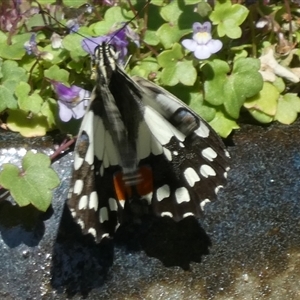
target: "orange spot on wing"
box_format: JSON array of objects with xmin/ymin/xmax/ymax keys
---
[
  {"xmin": 113, "ymin": 166, "xmax": 154, "ymax": 202},
  {"xmin": 113, "ymin": 172, "xmax": 131, "ymax": 201},
  {"xmin": 136, "ymin": 166, "xmax": 153, "ymax": 196}
]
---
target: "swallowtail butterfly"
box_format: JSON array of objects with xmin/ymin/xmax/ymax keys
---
[{"xmin": 67, "ymin": 36, "xmax": 230, "ymax": 244}]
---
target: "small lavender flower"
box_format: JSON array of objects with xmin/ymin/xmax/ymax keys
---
[
  {"xmin": 66, "ymin": 19, "xmax": 80, "ymax": 33},
  {"xmin": 24, "ymin": 33, "xmax": 38, "ymax": 56},
  {"xmin": 182, "ymin": 22, "xmax": 222, "ymax": 60},
  {"xmin": 124, "ymin": 24, "xmax": 140, "ymax": 48},
  {"xmin": 82, "ymin": 28, "xmax": 129, "ymax": 64},
  {"xmin": 52, "ymin": 81, "xmax": 90, "ymax": 122},
  {"xmin": 24, "ymin": 33, "xmax": 54, "ymax": 60}
]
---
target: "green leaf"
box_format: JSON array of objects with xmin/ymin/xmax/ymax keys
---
[
  {"xmin": 189, "ymin": 93, "xmax": 216, "ymax": 122},
  {"xmin": 275, "ymin": 94, "xmax": 300, "ymax": 124},
  {"xmin": 2, "ymin": 60, "xmax": 28, "ymax": 82},
  {"xmin": 150, "ymin": 0, "xmax": 165, "ymax": 5},
  {"xmin": 0, "ymin": 84, "xmax": 18, "ymax": 112},
  {"xmin": 157, "ymin": 1, "xmax": 198, "ymax": 48},
  {"xmin": 131, "ymin": 57, "xmax": 159, "ymax": 77},
  {"xmin": 197, "ymin": 2, "xmax": 212, "ymax": 17},
  {"xmin": 7, "ymin": 109, "xmax": 49, "ymax": 137},
  {"xmin": 41, "ymin": 98, "xmax": 57, "ymax": 129},
  {"xmin": 62, "ymin": 33, "xmax": 87, "ymax": 60},
  {"xmin": 143, "ymin": 30, "xmax": 160, "ymax": 46},
  {"xmin": 16, "ymin": 82, "xmax": 44, "ymax": 114},
  {"xmin": 244, "ymin": 82, "xmax": 279, "ymax": 123},
  {"xmin": 209, "ymin": 110, "xmax": 240, "ymax": 138},
  {"xmin": 0, "ymin": 151, "xmax": 60, "ymax": 212},
  {"xmin": 44, "ymin": 65, "xmax": 69, "ymax": 84},
  {"xmin": 92, "ymin": 7, "xmax": 134, "ymax": 36},
  {"xmin": 202, "ymin": 60, "xmax": 231, "ymax": 106},
  {"xmin": 223, "ymin": 58, "xmax": 263, "ymax": 119},
  {"xmin": 0, "ymin": 33, "xmax": 31, "ymax": 60},
  {"xmin": 210, "ymin": 0, "xmax": 249, "ymax": 39},
  {"xmin": 272, "ymin": 77, "xmax": 285, "ymax": 94},
  {"xmin": 158, "ymin": 43, "xmax": 197, "ymax": 86}
]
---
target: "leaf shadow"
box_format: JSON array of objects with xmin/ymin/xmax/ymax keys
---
[{"xmin": 0, "ymin": 200, "xmax": 49, "ymax": 247}]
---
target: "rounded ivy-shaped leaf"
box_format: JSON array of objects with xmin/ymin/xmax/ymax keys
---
[
  {"xmin": 158, "ymin": 43, "xmax": 197, "ymax": 86},
  {"xmin": 0, "ymin": 151, "xmax": 60, "ymax": 212}
]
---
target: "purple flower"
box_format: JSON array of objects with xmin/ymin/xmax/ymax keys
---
[
  {"xmin": 52, "ymin": 81, "xmax": 91, "ymax": 122},
  {"xmin": 82, "ymin": 28, "xmax": 129, "ymax": 64},
  {"xmin": 66, "ymin": 19, "xmax": 80, "ymax": 33},
  {"xmin": 24, "ymin": 33, "xmax": 54, "ymax": 60},
  {"xmin": 24, "ymin": 33, "xmax": 38, "ymax": 55},
  {"xmin": 181, "ymin": 22, "xmax": 222, "ymax": 60},
  {"xmin": 124, "ymin": 24, "xmax": 140, "ymax": 48}
]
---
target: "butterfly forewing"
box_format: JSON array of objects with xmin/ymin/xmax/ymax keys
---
[{"xmin": 67, "ymin": 43, "xmax": 230, "ymax": 243}]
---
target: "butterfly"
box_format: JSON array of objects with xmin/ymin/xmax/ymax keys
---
[{"xmin": 66, "ymin": 40, "xmax": 230, "ymax": 244}]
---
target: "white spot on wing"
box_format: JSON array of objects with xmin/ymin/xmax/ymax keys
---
[
  {"xmin": 101, "ymin": 233, "xmax": 110, "ymax": 239},
  {"xmin": 200, "ymin": 199, "xmax": 211, "ymax": 210},
  {"xmin": 143, "ymin": 192, "xmax": 153, "ymax": 205},
  {"xmin": 109, "ymin": 198, "xmax": 118, "ymax": 211},
  {"xmin": 200, "ymin": 164, "xmax": 216, "ymax": 177},
  {"xmin": 68, "ymin": 188, "xmax": 73, "ymax": 199},
  {"xmin": 184, "ymin": 168, "xmax": 200, "ymax": 187},
  {"xmin": 119, "ymin": 199, "xmax": 125, "ymax": 208},
  {"xmin": 215, "ymin": 185, "xmax": 223, "ymax": 194},
  {"xmin": 195, "ymin": 122, "xmax": 210, "ymax": 138},
  {"xmin": 100, "ymin": 165, "xmax": 104, "ymax": 176},
  {"xmin": 78, "ymin": 195, "xmax": 88, "ymax": 210},
  {"xmin": 77, "ymin": 219, "xmax": 85, "ymax": 229},
  {"xmin": 89, "ymin": 191, "xmax": 98, "ymax": 211},
  {"xmin": 175, "ymin": 187, "xmax": 190, "ymax": 203},
  {"xmin": 163, "ymin": 147, "xmax": 172, "ymax": 161},
  {"xmin": 99, "ymin": 207, "xmax": 109, "ymax": 223},
  {"xmin": 74, "ymin": 152, "xmax": 84, "ymax": 170},
  {"xmin": 88, "ymin": 228, "xmax": 97, "ymax": 238},
  {"xmin": 183, "ymin": 212, "xmax": 194, "ymax": 218},
  {"xmin": 201, "ymin": 147, "xmax": 217, "ymax": 161},
  {"xmin": 179, "ymin": 142, "xmax": 184, "ymax": 148},
  {"xmin": 156, "ymin": 185, "xmax": 170, "ymax": 201},
  {"xmin": 74, "ymin": 179, "xmax": 84, "ymax": 195},
  {"xmin": 173, "ymin": 151, "xmax": 178, "ymax": 156},
  {"xmin": 161, "ymin": 211, "xmax": 173, "ymax": 218},
  {"xmin": 79, "ymin": 110, "xmax": 94, "ymax": 165}
]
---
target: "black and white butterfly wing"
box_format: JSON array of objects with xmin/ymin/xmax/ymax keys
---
[
  {"xmin": 134, "ymin": 76, "xmax": 230, "ymax": 221},
  {"xmin": 67, "ymin": 44, "xmax": 150, "ymax": 242}
]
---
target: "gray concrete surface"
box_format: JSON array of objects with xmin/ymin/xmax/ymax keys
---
[{"xmin": 0, "ymin": 120, "xmax": 300, "ymax": 299}]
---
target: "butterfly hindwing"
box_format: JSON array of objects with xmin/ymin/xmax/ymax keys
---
[{"xmin": 133, "ymin": 80, "xmax": 230, "ymax": 220}]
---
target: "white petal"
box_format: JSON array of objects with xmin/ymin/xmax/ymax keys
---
[
  {"xmin": 194, "ymin": 45, "xmax": 211, "ymax": 60},
  {"xmin": 181, "ymin": 39, "xmax": 197, "ymax": 52}
]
